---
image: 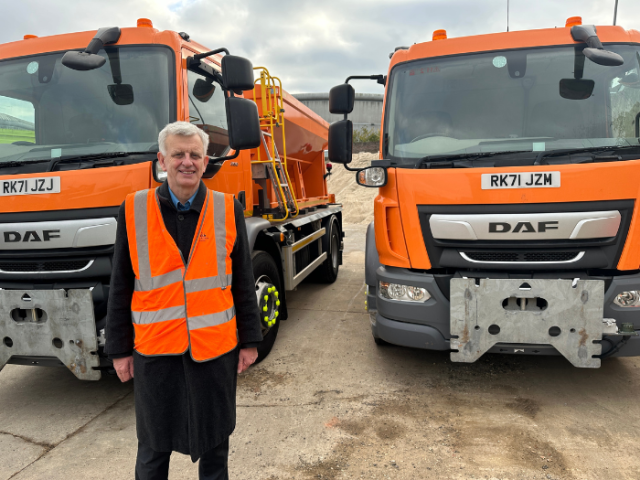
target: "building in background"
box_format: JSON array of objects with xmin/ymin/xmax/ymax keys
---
[{"xmin": 293, "ymin": 93, "xmax": 383, "ymax": 133}]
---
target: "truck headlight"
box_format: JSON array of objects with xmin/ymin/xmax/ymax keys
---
[
  {"xmin": 407, "ymin": 286, "xmax": 426, "ymax": 301},
  {"xmin": 356, "ymin": 167, "xmax": 387, "ymax": 187},
  {"xmin": 379, "ymin": 282, "xmax": 430, "ymax": 303},
  {"xmin": 614, "ymin": 291, "xmax": 640, "ymax": 307}
]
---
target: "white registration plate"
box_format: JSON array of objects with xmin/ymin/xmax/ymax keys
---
[
  {"xmin": 0, "ymin": 177, "xmax": 60, "ymax": 196},
  {"xmin": 481, "ymin": 172, "xmax": 560, "ymax": 190}
]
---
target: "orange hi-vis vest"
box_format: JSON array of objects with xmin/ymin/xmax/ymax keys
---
[{"xmin": 125, "ymin": 188, "xmax": 238, "ymax": 361}]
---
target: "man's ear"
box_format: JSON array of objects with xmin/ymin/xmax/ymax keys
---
[
  {"xmin": 157, "ymin": 151, "xmax": 167, "ymax": 171},
  {"xmin": 203, "ymin": 155, "xmax": 210, "ymax": 169}
]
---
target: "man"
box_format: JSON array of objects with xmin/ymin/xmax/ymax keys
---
[{"xmin": 106, "ymin": 121, "xmax": 263, "ymax": 480}]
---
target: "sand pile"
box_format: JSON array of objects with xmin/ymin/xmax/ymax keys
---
[{"xmin": 327, "ymin": 152, "xmax": 378, "ymax": 225}]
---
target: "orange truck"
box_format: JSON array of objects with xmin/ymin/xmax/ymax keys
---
[
  {"xmin": 329, "ymin": 17, "xmax": 640, "ymax": 367},
  {"xmin": 0, "ymin": 19, "xmax": 342, "ymax": 380}
]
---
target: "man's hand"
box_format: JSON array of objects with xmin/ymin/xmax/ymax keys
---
[
  {"xmin": 113, "ymin": 356, "xmax": 134, "ymax": 382},
  {"xmin": 238, "ymin": 348, "xmax": 258, "ymax": 373}
]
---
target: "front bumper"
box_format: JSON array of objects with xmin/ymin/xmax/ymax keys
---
[
  {"xmin": 0, "ymin": 289, "xmax": 101, "ymax": 380},
  {"xmin": 368, "ymin": 266, "xmax": 640, "ymax": 364}
]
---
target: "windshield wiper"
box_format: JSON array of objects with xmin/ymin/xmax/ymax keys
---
[
  {"xmin": 535, "ymin": 145, "xmax": 640, "ymax": 165},
  {"xmin": 49, "ymin": 151, "xmax": 157, "ymax": 171},
  {"xmin": 416, "ymin": 150, "xmax": 533, "ymax": 168},
  {"xmin": 0, "ymin": 159, "xmax": 51, "ymax": 169}
]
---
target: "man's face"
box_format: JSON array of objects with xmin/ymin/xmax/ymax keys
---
[{"xmin": 157, "ymin": 134, "xmax": 209, "ymax": 192}]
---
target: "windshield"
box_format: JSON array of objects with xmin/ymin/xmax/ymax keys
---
[
  {"xmin": 385, "ymin": 44, "xmax": 640, "ymax": 165},
  {"xmin": 0, "ymin": 46, "xmax": 174, "ymax": 165}
]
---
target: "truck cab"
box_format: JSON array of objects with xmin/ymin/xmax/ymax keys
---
[
  {"xmin": 0, "ymin": 20, "xmax": 341, "ymax": 380},
  {"xmin": 330, "ymin": 18, "xmax": 640, "ymax": 367}
]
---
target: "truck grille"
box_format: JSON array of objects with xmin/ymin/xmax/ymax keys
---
[
  {"xmin": 417, "ymin": 200, "xmax": 634, "ymax": 270},
  {"xmin": 0, "ymin": 260, "xmax": 93, "ymax": 273},
  {"xmin": 462, "ymin": 252, "xmax": 582, "ymax": 264},
  {"xmin": 524, "ymin": 252, "xmax": 578, "ymax": 262},
  {"xmin": 463, "ymin": 252, "xmax": 519, "ymax": 262}
]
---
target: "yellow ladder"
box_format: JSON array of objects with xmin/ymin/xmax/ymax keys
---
[{"xmin": 251, "ymin": 67, "xmax": 299, "ymax": 221}]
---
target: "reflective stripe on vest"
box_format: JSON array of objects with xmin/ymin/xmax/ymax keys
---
[{"xmin": 125, "ymin": 188, "xmax": 237, "ymax": 361}]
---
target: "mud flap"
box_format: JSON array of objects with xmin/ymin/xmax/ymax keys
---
[
  {"xmin": 450, "ymin": 278, "xmax": 605, "ymax": 368},
  {"xmin": 0, "ymin": 289, "xmax": 101, "ymax": 380}
]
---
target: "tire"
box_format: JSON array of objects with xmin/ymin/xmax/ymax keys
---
[
  {"xmin": 252, "ymin": 250, "xmax": 282, "ymax": 363},
  {"xmin": 314, "ymin": 216, "xmax": 340, "ymax": 283}
]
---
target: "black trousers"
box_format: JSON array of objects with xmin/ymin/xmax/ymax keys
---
[{"xmin": 135, "ymin": 439, "xmax": 229, "ymax": 480}]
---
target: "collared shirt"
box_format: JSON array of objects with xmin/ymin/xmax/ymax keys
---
[{"xmin": 168, "ymin": 187, "xmax": 198, "ymax": 211}]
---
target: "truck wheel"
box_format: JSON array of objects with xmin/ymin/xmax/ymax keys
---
[
  {"xmin": 252, "ymin": 250, "xmax": 282, "ymax": 363},
  {"xmin": 315, "ymin": 216, "xmax": 340, "ymax": 283}
]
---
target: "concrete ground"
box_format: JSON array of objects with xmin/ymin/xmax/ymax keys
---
[{"xmin": 2, "ymin": 224, "xmax": 640, "ymax": 479}]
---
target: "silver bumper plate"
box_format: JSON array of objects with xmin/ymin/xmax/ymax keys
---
[
  {"xmin": 0, "ymin": 289, "xmax": 101, "ymax": 380},
  {"xmin": 450, "ymin": 278, "xmax": 605, "ymax": 368}
]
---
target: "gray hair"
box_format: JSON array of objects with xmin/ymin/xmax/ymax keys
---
[{"xmin": 158, "ymin": 121, "xmax": 209, "ymax": 156}]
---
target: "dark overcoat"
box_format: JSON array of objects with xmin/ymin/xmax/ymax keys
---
[{"xmin": 105, "ymin": 181, "xmax": 262, "ymax": 461}]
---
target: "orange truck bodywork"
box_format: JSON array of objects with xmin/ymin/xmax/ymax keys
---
[
  {"xmin": 379, "ymin": 25, "xmax": 640, "ymax": 272},
  {"xmin": 0, "ymin": 26, "xmax": 332, "ymax": 216},
  {"xmin": 0, "ymin": 22, "xmax": 342, "ymax": 380},
  {"xmin": 340, "ymin": 21, "xmax": 640, "ymax": 367}
]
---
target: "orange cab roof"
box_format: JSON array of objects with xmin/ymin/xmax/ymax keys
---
[
  {"xmin": 0, "ymin": 25, "xmax": 186, "ymax": 61},
  {"xmin": 389, "ymin": 25, "xmax": 640, "ymax": 69}
]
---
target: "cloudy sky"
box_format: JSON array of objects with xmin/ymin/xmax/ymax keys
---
[{"xmin": 2, "ymin": 0, "xmax": 639, "ymax": 95}]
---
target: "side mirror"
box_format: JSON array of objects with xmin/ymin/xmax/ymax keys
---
[
  {"xmin": 329, "ymin": 84, "xmax": 355, "ymax": 114},
  {"xmin": 221, "ymin": 55, "xmax": 255, "ymax": 91},
  {"xmin": 571, "ymin": 25, "xmax": 624, "ymax": 67},
  {"xmin": 107, "ymin": 83, "xmax": 134, "ymax": 105},
  {"xmin": 583, "ymin": 48, "xmax": 625, "ymax": 67},
  {"xmin": 226, "ymin": 96, "xmax": 262, "ymax": 150},
  {"xmin": 559, "ymin": 78, "xmax": 595, "ymax": 100},
  {"xmin": 61, "ymin": 26, "xmax": 121, "ymax": 71},
  {"xmin": 193, "ymin": 78, "xmax": 216, "ymax": 103},
  {"xmin": 356, "ymin": 167, "xmax": 387, "ymax": 188},
  {"xmin": 62, "ymin": 51, "xmax": 106, "ymax": 71},
  {"xmin": 328, "ymin": 119, "xmax": 353, "ymax": 164}
]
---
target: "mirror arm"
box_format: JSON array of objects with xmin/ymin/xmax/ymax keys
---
[
  {"xmin": 85, "ymin": 27, "xmax": 122, "ymax": 55},
  {"xmin": 572, "ymin": 46, "xmax": 586, "ymax": 80},
  {"xmin": 188, "ymin": 48, "xmax": 230, "ymax": 85},
  {"xmin": 345, "ymin": 74, "xmax": 386, "ymax": 86},
  {"xmin": 339, "ymin": 74, "xmax": 386, "ymax": 120},
  {"xmin": 106, "ymin": 47, "xmax": 122, "ymax": 84},
  {"xmin": 211, "ymin": 149, "xmax": 240, "ymax": 164},
  {"xmin": 342, "ymin": 163, "xmax": 360, "ymax": 172},
  {"xmin": 187, "ymin": 56, "xmax": 224, "ymax": 84},
  {"xmin": 571, "ymin": 25, "xmax": 603, "ymax": 50},
  {"xmin": 193, "ymin": 47, "xmax": 230, "ymax": 63}
]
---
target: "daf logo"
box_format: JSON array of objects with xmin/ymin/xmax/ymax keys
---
[
  {"xmin": 489, "ymin": 221, "xmax": 559, "ymax": 234},
  {"xmin": 3, "ymin": 230, "xmax": 61, "ymax": 243}
]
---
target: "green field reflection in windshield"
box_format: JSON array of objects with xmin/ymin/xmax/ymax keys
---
[{"xmin": 0, "ymin": 46, "xmax": 174, "ymax": 164}]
